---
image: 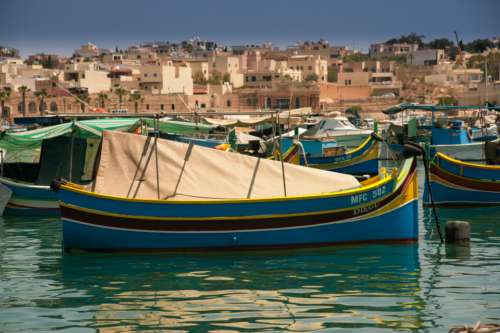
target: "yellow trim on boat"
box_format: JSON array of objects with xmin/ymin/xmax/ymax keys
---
[
  {"xmin": 432, "ymin": 163, "xmax": 500, "ymax": 183},
  {"xmin": 345, "ymin": 135, "xmax": 373, "ymax": 155},
  {"xmin": 60, "ymin": 158, "xmax": 414, "ymax": 205},
  {"xmin": 436, "ymin": 152, "xmax": 500, "ymax": 170}
]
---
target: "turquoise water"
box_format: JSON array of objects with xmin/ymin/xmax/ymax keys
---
[{"xmin": 1, "ymin": 165, "xmax": 500, "ymax": 332}]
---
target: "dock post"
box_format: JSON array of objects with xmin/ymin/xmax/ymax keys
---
[{"xmin": 445, "ymin": 220, "xmax": 470, "ymax": 245}]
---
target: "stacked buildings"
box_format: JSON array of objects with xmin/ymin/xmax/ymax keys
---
[{"xmin": 0, "ymin": 37, "xmax": 499, "ymax": 119}]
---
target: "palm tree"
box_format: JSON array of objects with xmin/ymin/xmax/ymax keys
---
[
  {"xmin": 34, "ymin": 89, "xmax": 48, "ymax": 116},
  {"xmin": 77, "ymin": 92, "xmax": 90, "ymax": 113},
  {"xmin": 18, "ymin": 85, "xmax": 30, "ymax": 117},
  {"xmin": 97, "ymin": 92, "xmax": 108, "ymax": 109},
  {"xmin": 129, "ymin": 91, "xmax": 143, "ymax": 114},
  {"xmin": 0, "ymin": 89, "xmax": 11, "ymax": 120},
  {"xmin": 115, "ymin": 87, "xmax": 128, "ymax": 109}
]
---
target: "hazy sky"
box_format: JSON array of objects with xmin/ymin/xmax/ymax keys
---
[{"xmin": 1, "ymin": 0, "xmax": 498, "ymax": 57}]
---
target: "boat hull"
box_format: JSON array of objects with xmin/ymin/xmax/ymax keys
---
[
  {"xmin": 57, "ymin": 158, "xmax": 418, "ymax": 251},
  {"xmin": 305, "ymin": 137, "xmax": 379, "ymax": 175},
  {"xmin": 425, "ymin": 153, "xmax": 500, "ymax": 206},
  {"xmin": 0, "ymin": 177, "xmax": 59, "ymax": 216},
  {"xmin": 62, "ymin": 199, "xmax": 418, "ymax": 251}
]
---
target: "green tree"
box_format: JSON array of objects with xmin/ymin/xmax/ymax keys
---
[
  {"xmin": 437, "ymin": 96, "xmax": 458, "ymax": 106},
  {"xmin": 327, "ymin": 67, "xmax": 338, "ymax": 82},
  {"xmin": 97, "ymin": 92, "xmax": 109, "ymax": 109},
  {"xmin": 34, "ymin": 89, "xmax": 48, "ymax": 116},
  {"xmin": 18, "ymin": 85, "xmax": 30, "ymax": 117},
  {"xmin": 115, "ymin": 87, "xmax": 128, "ymax": 108},
  {"xmin": 0, "ymin": 89, "xmax": 11, "ymax": 119},
  {"xmin": 464, "ymin": 39, "xmax": 495, "ymax": 53},
  {"xmin": 208, "ymin": 70, "xmax": 223, "ymax": 85},
  {"xmin": 305, "ymin": 73, "xmax": 319, "ymax": 82},
  {"xmin": 467, "ymin": 53, "xmax": 500, "ymax": 81},
  {"xmin": 193, "ymin": 71, "xmax": 207, "ymax": 85},
  {"xmin": 129, "ymin": 91, "xmax": 143, "ymax": 114},
  {"xmin": 342, "ymin": 53, "xmax": 371, "ymax": 62},
  {"xmin": 426, "ymin": 38, "xmax": 454, "ymax": 50},
  {"xmin": 77, "ymin": 92, "xmax": 90, "ymax": 112},
  {"xmin": 386, "ymin": 32, "xmax": 425, "ymax": 47}
]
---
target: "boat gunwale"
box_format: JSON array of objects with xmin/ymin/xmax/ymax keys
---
[
  {"xmin": 57, "ymin": 157, "xmax": 414, "ymax": 205},
  {"xmin": 435, "ymin": 152, "xmax": 500, "ymax": 172}
]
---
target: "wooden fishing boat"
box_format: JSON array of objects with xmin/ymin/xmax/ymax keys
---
[
  {"xmin": 53, "ymin": 130, "xmax": 419, "ymax": 251},
  {"xmin": 0, "ymin": 118, "xmax": 141, "ymax": 216},
  {"xmin": 280, "ymin": 134, "xmax": 379, "ymax": 175},
  {"xmin": 301, "ymin": 134, "xmax": 380, "ymax": 175},
  {"xmin": 425, "ymin": 152, "xmax": 500, "ymax": 207},
  {"xmin": 382, "ymin": 103, "xmax": 499, "ymax": 161}
]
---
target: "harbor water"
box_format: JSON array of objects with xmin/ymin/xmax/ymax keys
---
[{"xmin": 1, "ymin": 164, "xmax": 499, "ymax": 332}]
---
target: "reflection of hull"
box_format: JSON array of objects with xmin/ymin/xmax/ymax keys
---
[
  {"xmin": 0, "ymin": 177, "xmax": 59, "ymax": 216},
  {"xmin": 58, "ymin": 242, "xmax": 420, "ymax": 332},
  {"xmin": 425, "ymin": 152, "xmax": 500, "ymax": 206},
  {"xmin": 57, "ymin": 158, "xmax": 418, "ymax": 251}
]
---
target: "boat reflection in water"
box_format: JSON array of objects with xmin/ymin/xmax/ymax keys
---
[{"xmin": 59, "ymin": 244, "xmax": 422, "ymax": 332}]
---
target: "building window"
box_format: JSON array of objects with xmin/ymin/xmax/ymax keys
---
[
  {"xmin": 295, "ymin": 96, "xmax": 300, "ymax": 108},
  {"xmin": 226, "ymin": 100, "xmax": 231, "ymax": 107},
  {"xmin": 345, "ymin": 80, "xmax": 352, "ymax": 86},
  {"xmin": 251, "ymin": 76, "xmax": 256, "ymax": 82},
  {"xmin": 266, "ymin": 97, "xmax": 272, "ymax": 109},
  {"xmin": 171, "ymin": 104, "xmax": 175, "ymax": 110},
  {"xmin": 153, "ymin": 73, "xmax": 157, "ymax": 77},
  {"xmin": 50, "ymin": 102, "xmax": 58, "ymax": 112},
  {"xmin": 160, "ymin": 104, "xmax": 164, "ymax": 111},
  {"xmin": 144, "ymin": 73, "xmax": 148, "ymax": 77},
  {"xmin": 308, "ymin": 66, "xmax": 312, "ymax": 70},
  {"xmin": 146, "ymin": 104, "xmax": 150, "ymax": 110},
  {"xmin": 276, "ymin": 99, "xmax": 290, "ymax": 109}
]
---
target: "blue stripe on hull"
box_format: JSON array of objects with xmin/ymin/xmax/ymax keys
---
[
  {"xmin": 62, "ymin": 200, "xmax": 418, "ymax": 250},
  {"xmin": 0, "ymin": 179, "xmax": 59, "ymax": 216},
  {"xmin": 59, "ymin": 180, "xmax": 395, "ymax": 219},
  {"xmin": 329, "ymin": 159, "xmax": 379, "ymax": 175},
  {"xmin": 425, "ymin": 181, "xmax": 500, "ymax": 206}
]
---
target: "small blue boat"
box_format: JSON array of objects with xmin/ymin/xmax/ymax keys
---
[
  {"xmin": 281, "ymin": 134, "xmax": 380, "ymax": 175},
  {"xmin": 53, "ymin": 131, "xmax": 419, "ymax": 251},
  {"xmin": 424, "ymin": 152, "xmax": 500, "ymax": 207}
]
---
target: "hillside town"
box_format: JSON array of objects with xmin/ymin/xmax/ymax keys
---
[{"xmin": 1, "ymin": 34, "xmax": 499, "ymax": 121}]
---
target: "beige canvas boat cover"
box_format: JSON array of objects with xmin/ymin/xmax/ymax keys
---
[{"xmin": 91, "ymin": 131, "xmax": 360, "ymax": 200}]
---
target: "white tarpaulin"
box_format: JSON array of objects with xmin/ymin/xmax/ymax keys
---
[{"xmin": 91, "ymin": 131, "xmax": 360, "ymax": 200}]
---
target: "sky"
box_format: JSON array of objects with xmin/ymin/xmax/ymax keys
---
[{"xmin": 1, "ymin": 0, "xmax": 499, "ymax": 57}]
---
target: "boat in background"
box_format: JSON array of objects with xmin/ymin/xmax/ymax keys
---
[
  {"xmin": 53, "ymin": 130, "xmax": 419, "ymax": 251},
  {"xmin": 0, "ymin": 118, "xmax": 141, "ymax": 216},
  {"xmin": 382, "ymin": 103, "xmax": 500, "ymax": 161},
  {"xmin": 282, "ymin": 134, "xmax": 380, "ymax": 175},
  {"xmin": 298, "ymin": 116, "xmax": 372, "ymax": 148},
  {"xmin": 425, "ymin": 152, "xmax": 500, "ymax": 207}
]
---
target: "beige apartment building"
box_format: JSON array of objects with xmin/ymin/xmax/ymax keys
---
[
  {"xmin": 288, "ymin": 40, "xmax": 349, "ymax": 67},
  {"xmin": 407, "ymin": 49, "xmax": 446, "ymax": 66},
  {"xmin": 287, "ymin": 55, "xmax": 328, "ymax": 82},
  {"xmin": 63, "ymin": 62, "xmax": 111, "ymax": 93},
  {"xmin": 139, "ymin": 61, "xmax": 193, "ymax": 95},
  {"xmin": 338, "ymin": 60, "xmax": 401, "ymax": 95},
  {"xmin": 369, "ymin": 43, "xmax": 419, "ymax": 57},
  {"xmin": 181, "ymin": 59, "xmax": 209, "ymax": 81}
]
